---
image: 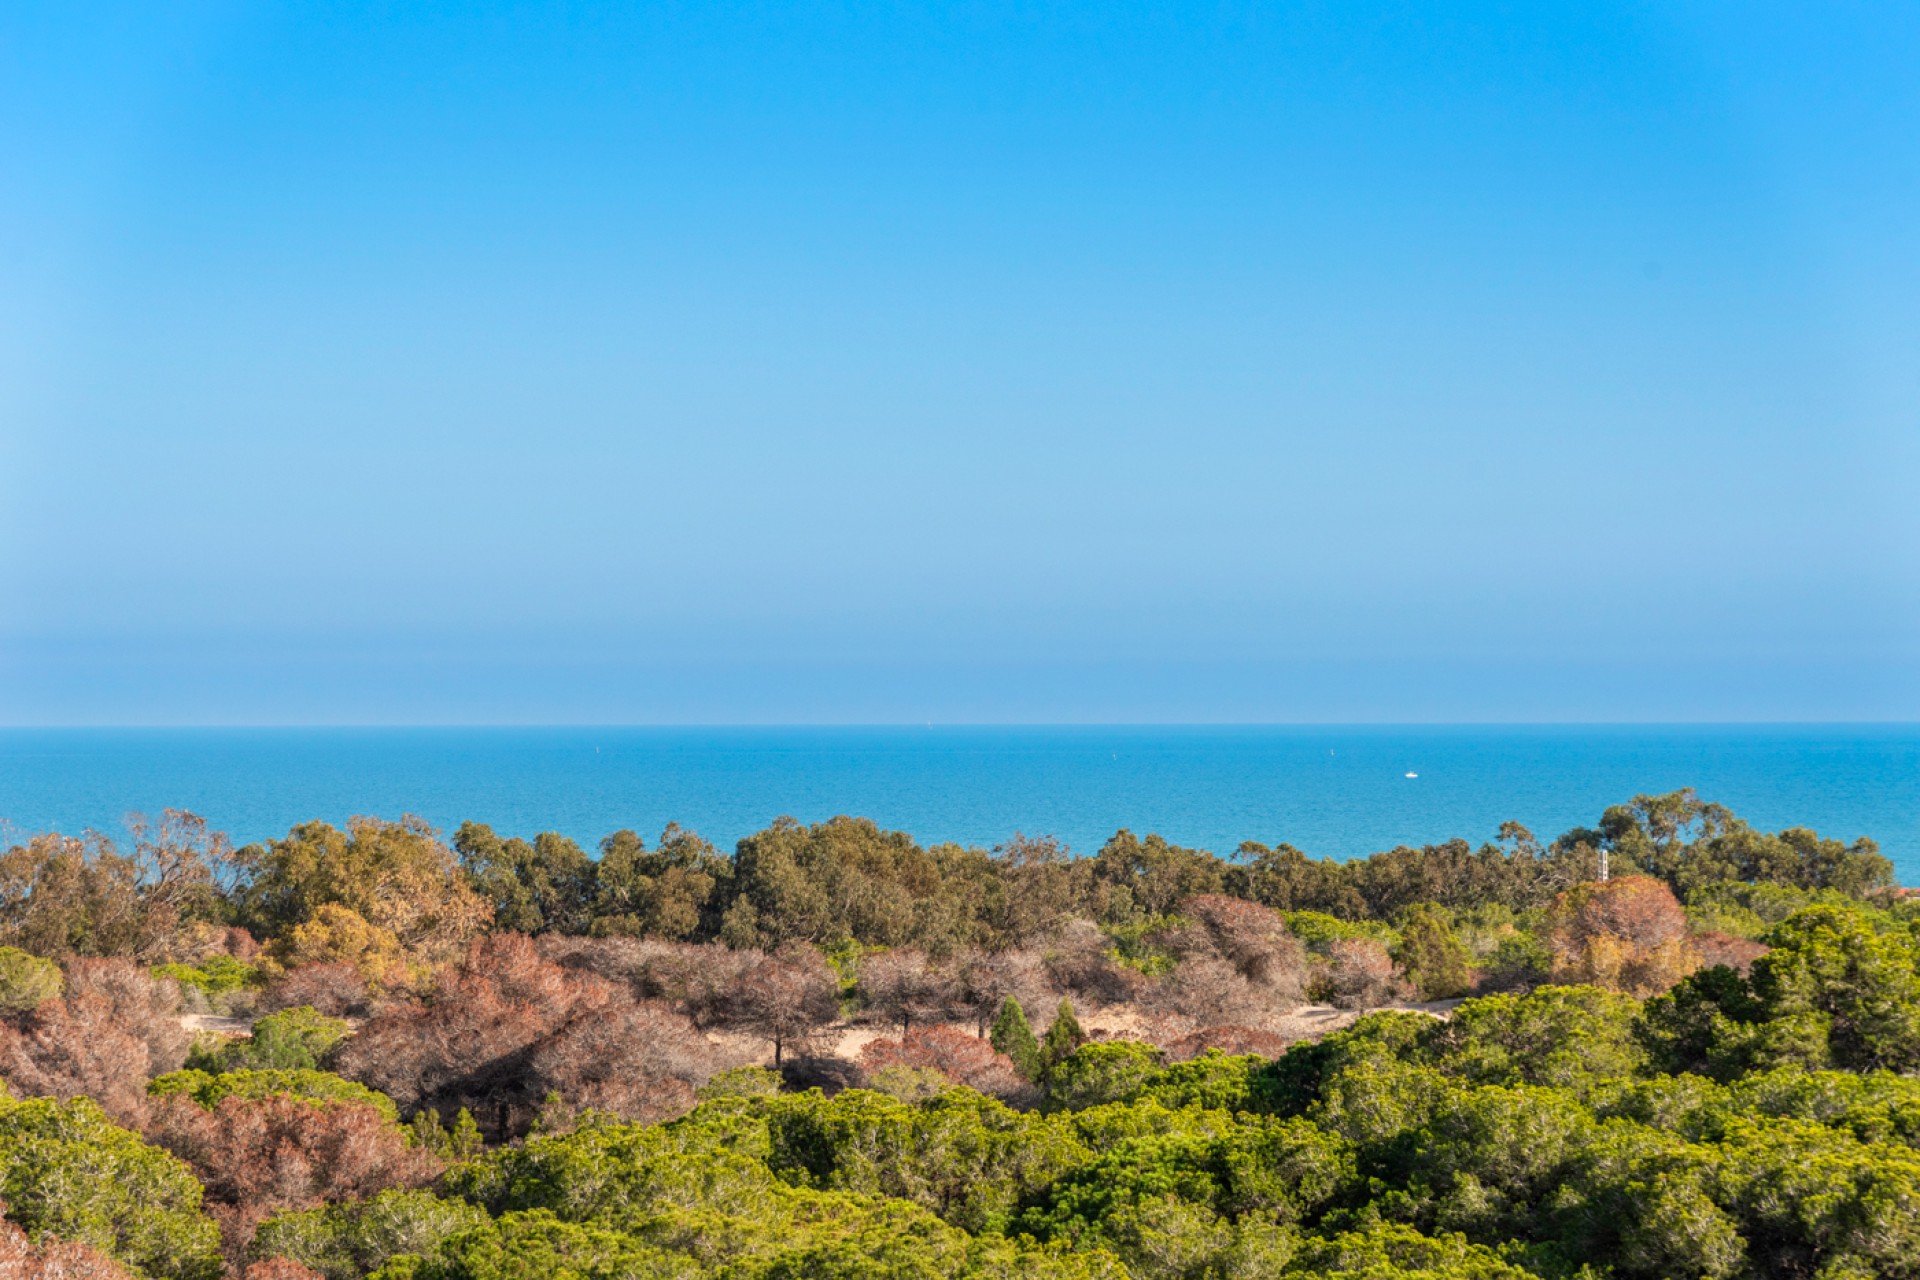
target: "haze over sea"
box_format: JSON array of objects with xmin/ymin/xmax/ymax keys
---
[{"xmin": 2, "ymin": 725, "xmax": 1915, "ymax": 883}]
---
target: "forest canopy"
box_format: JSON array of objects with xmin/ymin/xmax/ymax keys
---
[{"xmin": 0, "ymin": 790, "xmax": 1909, "ymax": 1279}]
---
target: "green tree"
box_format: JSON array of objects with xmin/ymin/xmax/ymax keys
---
[
  {"xmin": 1649, "ymin": 904, "xmax": 1920, "ymax": 1076},
  {"xmin": 1044, "ymin": 1042, "xmax": 1166, "ymax": 1111},
  {"xmin": 590, "ymin": 825, "xmax": 728, "ymax": 941},
  {"xmin": 1091, "ymin": 830, "xmax": 1224, "ymax": 923},
  {"xmin": 195, "ymin": 1005, "xmax": 351, "ymax": 1072},
  {"xmin": 1395, "ymin": 905, "xmax": 1474, "ymax": 1000},
  {"xmin": 232, "ymin": 817, "xmax": 490, "ymax": 961},
  {"xmin": 990, "ymin": 997, "xmax": 1043, "ymax": 1082},
  {"xmin": 1042, "ymin": 998, "xmax": 1086, "ymax": 1081},
  {"xmin": 253, "ymin": 1187, "xmax": 490, "ymax": 1280},
  {"xmin": 452, "ymin": 824, "xmax": 596, "ymax": 936},
  {"xmin": 0, "ymin": 1095, "xmax": 223, "ymax": 1280},
  {"xmin": 0, "ymin": 946, "xmax": 62, "ymax": 1011}
]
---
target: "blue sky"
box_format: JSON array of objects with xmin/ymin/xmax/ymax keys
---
[{"xmin": 2, "ymin": 2, "xmax": 1916, "ymax": 724}]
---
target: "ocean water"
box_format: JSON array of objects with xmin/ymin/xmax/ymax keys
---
[{"xmin": 1, "ymin": 725, "xmax": 1916, "ymax": 882}]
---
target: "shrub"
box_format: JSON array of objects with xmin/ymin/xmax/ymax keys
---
[
  {"xmin": 265, "ymin": 906, "xmax": 415, "ymax": 992},
  {"xmin": 261, "ymin": 963, "xmax": 372, "ymax": 1018},
  {"xmin": 0, "ymin": 1094, "xmax": 223, "ymax": 1280},
  {"xmin": 0, "ymin": 959, "xmax": 189, "ymax": 1123},
  {"xmin": 333, "ymin": 933, "xmax": 719, "ymax": 1139},
  {"xmin": 867, "ymin": 1064, "xmax": 956, "ymax": 1102},
  {"xmin": 1394, "ymin": 905, "xmax": 1474, "ymax": 1001},
  {"xmin": 252, "ymin": 1188, "xmax": 489, "ymax": 1280},
  {"xmin": 1545, "ymin": 876, "xmax": 1698, "ymax": 997},
  {"xmin": 0, "ymin": 1215, "xmax": 137, "ymax": 1278},
  {"xmin": 1046, "ymin": 1042, "xmax": 1166, "ymax": 1111},
  {"xmin": 147, "ymin": 1090, "xmax": 440, "ymax": 1264},
  {"xmin": 0, "ymin": 948, "xmax": 62, "ymax": 1012},
  {"xmin": 149, "ymin": 1068, "xmax": 401, "ymax": 1123},
  {"xmin": 698, "ymin": 1065, "xmax": 784, "ymax": 1100},
  {"xmin": 1178, "ymin": 895, "xmax": 1309, "ymax": 997},
  {"xmin": 1313, "ymin": 938, "xmax": 1400, "ymax": 1009},
  {"xmin": 155, "ymin": 954, "xmax": 261, "ymax": 1001},
  {"xmin": 860, "ymin": 1026, "xmax": 1025, "ymax": 1099},
  {"xmin": 191, "ymin": 1006, "xmax": 352, "ymax": 1073}
]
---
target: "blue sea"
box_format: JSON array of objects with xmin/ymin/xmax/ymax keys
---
[{"xmin": 1, "ymin": 726, "xmax": 1916, "ymax": 883}]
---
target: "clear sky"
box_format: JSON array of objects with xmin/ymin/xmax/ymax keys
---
[{"xmin": 2, "ymin": 2, "xmax": 1916, "ymax": 724}]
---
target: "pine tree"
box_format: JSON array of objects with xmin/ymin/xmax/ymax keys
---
[
  {"xmin": 1041, "ymin": 997, "xmax": 1085, "ymax": 1076},
  {"xmin": 990, "ymin": 996, "xmax": 1042, "ymax": 1081},
  {"xmin": 449, "ymin": 1107, "xmax": 484, "ymax": 1160}
]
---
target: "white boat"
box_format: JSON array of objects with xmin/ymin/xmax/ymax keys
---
[{"xmin": 1404, "ymin": 771, "xmax": 1418, "ymax": 778}]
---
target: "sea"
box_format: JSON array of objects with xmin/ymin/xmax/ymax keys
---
[{"xmin": 1, "ymin": 725, "xmax": 1916, "ymax": 883}]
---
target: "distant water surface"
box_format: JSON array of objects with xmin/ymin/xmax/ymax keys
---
[{"xmin": 1, "ymin": 726, "xmax": 1915, "ymax": 882}]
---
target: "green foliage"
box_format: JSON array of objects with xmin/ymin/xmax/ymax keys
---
[
  {"xmin": 1475, "ymin": 934, "xmax": 1551, "ymax": 991},
  {"xmin": 408, "ymin": 1107, "xmax": 486, "ymax": 1162},
  {"xmin": 989, "ymin": 997, "xmax": 1043, "ymax": 1082},
  {"xmin": 255, "ymin": 1188, "xmax": 492, "ymax": 1280},
  {"xmin": 439, "ymin": 1105, "xmax": 1108, "ymax": 1276},
  {"xmin": 150, "ymin": 1067, "xmax": 402, "ymax": 1124},
  {"xmin": 1132, "ymin": 1052, "xmax": 1270, "ymax": 1114},
  {"xmin": 189, "ymin": 1004, "xmax": 350, "ymax": 1072},
  {"xmin": 1041, "ymin": 999, "xmax": 1085, "ymax": 1076},
  {"xmin": 1422, "ymin": 985, "xmax": 1648, "ymax": 1091},
  {"xmin": 697, "ymin": 1066, "xmax": 785, "ymax": 1101},
  {"xmin": 1284, "ymin": 1221, "xmax": 1536, "ymax": 1279},
  {"xmin": 1394, "ymin": 905, "xmax": 1474, "ymax": 1000},
  {"xmin": 1597, "ymin": 791, "xmax": 1895, "ymax": 899},
  {"xmin": 754, "ymin": 1087, "xmax": 1087, "ymax": 1233},
  {"xmin": 866, "ymin": 1064, "xmax": 955, "ymax": 1103},
  {"xmin": 0, "ymin": 1094, "xmax": 222, "ymax": 1280},
  {"xmin": 369, "ymin": 1210, "xmax": 694, "ymax": 1280},
  {"xmin": 153, "ymin": 954, "xmax": 260, "ymax": 999},
  {"xmin": 1280, "ymin": 911, "xmax": 1398, "ymax": 952},
  {"xmin": 1045, "ymin": 1042, "xmax": 1166, "ymax": 1112},
  {"xmin": 1100, "ymin": 917, "xmax": 1183, "ymax": 976},
  {"xmin": 591, "ymin": 825, "xmax": 731, "ymax": 942},
  {"xmin": 0, "ymin": 945, "xmax": 62, "ymax": 1011},
  {"xmin": 1644, "ymin": 904, "xmax": 1920, "ymax": 1077},
  {"xmin": 454, "ymin": 822, "xmax": 597, "ymax": 936}
]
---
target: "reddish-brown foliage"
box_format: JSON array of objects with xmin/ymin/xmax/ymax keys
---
[
  {"xmin": 1315, "ymin": 938, "xmax": 1401, "ymax": 1010},
  {"xmin": 1545, "ymin": 876, "xmax": 1698, "ymax": 997},
  {"xmin": 63, "ymin": 959, "xmax": 191, "ymax": 1071},
  {"xmin": 1176, "ymin": 895, "xmax": 1309, "ymax": 996},
  {"xmin": 241, "ymin": 1261, "xmax": 325, "ymax": 1280},
  {"xmin": 1692, "ymin": 931, "xmax": 1770, "ymax": 977},
  {"xmin": 0, "ymin": 1216, "xmax": 137, "ymax": 1279},
  {"xmin": 147, "ymin": 1093, "xmax": 439, "ymax": 1265},
  {"xmin": 860, "ymin": 1025, "xmax": 1025, "ymax": 1097},
  {"xmin": 1145, "ymin": 952, "xmax": 1290, "ymax": 1033},
  {"xmin": 524, "ymin": 999, "xmax": 717, "ymax": 1124},
  {"xmin": 0, "ymin": 960, "xmax": 188, "ymax": 1124},
  {"xmin": 1162, "ymin": 1024, "xmax": 1289, "ymax": 1062},
  {"xmin": 0, "ymin": 999, "xmax": 152, "ymax": 1123},
  {"xmin": 1043, "ymin": 921, "xmax": 1143, "ymax": 1007},
  {"xmin": 260, "ymin": 962, "xmax": 372, "ymax": 1018},
  {"xmin": 857, "ymin": 949, "xmax": 955, "ymax": 1035},
  {"xmin": 538, "ymin": 935, "xmax": 761, "ymax": 1027},
  {"xmin": 332, "ymin": 933, "xmax": 718, "ymax": 1138},
  {"xmin": 714, "ymin": 944, "xmax": 841, "ymax": 1065}
]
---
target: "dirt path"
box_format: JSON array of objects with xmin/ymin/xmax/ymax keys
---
[{"xmin": 182, "ymin": 998, "xmax": 1465, "ymax": 1067}]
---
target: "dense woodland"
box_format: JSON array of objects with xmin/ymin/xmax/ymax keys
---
[{"xmin": 0, "ymin": 791, "xmax": 1913, "ymax": 1279}]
